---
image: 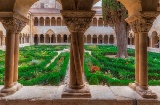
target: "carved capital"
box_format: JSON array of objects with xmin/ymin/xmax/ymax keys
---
[
  {"xmin": 127, "ymin": 11, "xmax": 160, "ymax": 33},
  {"xmin": 0, "ymin": 18, "xmax": 26, "ymax": 34},
  {"xmin": 61, "ymin": 10, "xmax": 96, "ymax": 32}
]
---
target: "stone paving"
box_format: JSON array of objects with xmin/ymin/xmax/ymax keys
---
[{"xmin": 0, "ymin": 86, "xmax": 160, "ymax": 105}]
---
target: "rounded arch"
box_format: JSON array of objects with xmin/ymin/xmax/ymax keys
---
[
  {"xmin": 109, "ymin": 35, "xmax": 114, "ymax": 44},
  {"xmin": 92, "ymin": 17, "xmax": 97, "ymax": 26},
  {"xmin": 63, "ymin": 34, "xmax": 68, "ymax": 43},
  {"xmin": 34, "ymin": 17, "xmax": 38, "ymax": 26},
  {"xmin": 45, "ymin": 17, "xmax": 50, "ymax": 26},
  {"xmin": 92, "ymin": 35, "xmax": 97, "ymax": 44},
  {"xmin": 98, "ymin": 17, "xmax": 103, "ymax": 26},
  {"xmin": 57, "ymin": 17, "xmax": 61, "ymax": 26},
  {"xmin": 98, "ymin": 35, "xmax": 103, "ymax": 44},
  {"xmin": 51, "ymin": 17, "xmax": 56, "ymax": 26},
  {"xmin": 40, "ymin": 34, "xmax": 44, "ymax": 43},
  {"xmin": 104, "ymin": 35, "xmax": 108, "ymax": 44},
  {"xmin": 40, "ymin": 17, "xmax": 44, "ymax": 26},
  {"xmin": 51, "ymin": 34, "xmax": 56, "ymax": 43},
  {"xmin": 34, "ymin": 34, "xmax": 38, "ymax": 44},
  {"xmin": 151, "ymin": 31, "xmax": 159, "ymax": 48}
]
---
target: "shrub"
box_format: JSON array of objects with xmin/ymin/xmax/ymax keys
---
[{"xmin": 89, "ymin": 75, "xmax": 99, "ymax": 85}]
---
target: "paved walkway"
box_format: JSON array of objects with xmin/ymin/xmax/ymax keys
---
[{"xmin": 0, "ymin": 85, "xmax": 160, "ymax": 105}]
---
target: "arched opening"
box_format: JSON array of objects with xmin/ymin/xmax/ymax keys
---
[
  {"xmin": 87, "ymin": 35, "xmax": 91, "ymax": 43},
  {"xmin": 63, "ymin": 34, "xmax": 67, "ymax": 43},
  {"xmin": 40, "ymin": 34, "xmax": 44, "ymax": 43},
  {"xmin": 34, "ymin": 17, "xmax": 38, "ymax": 26},
  {"xmin": 45, "ymin": 34, "xmax": 50, "ymax": 43},
  {"xmin": 92, "ymin": 18, "xmax": 97, "ymax": 26},
  {"xmin": 40, "ymin": 17, "xmax": 44, "ymax": 26},
  {"xmin": 98, "ymin": 18, "xmax": 103, "ymax": 26},
  {"xmin": 104, "ymin": 35, "xmax": 108, "ymax": 44},
  {"xmin": 45, "ymin": 17, "xmax": 50, "ymax": 26},
  {"xmin": 151, "ymin": 31, "xmax": 159, "ymax": 48},
  {"xmin": 34, "ymin": 34, "xmax": 38, "ymax": 44},
  {"xmin": 109, "ymin": 35, "xmax": 114, "ymax": 44},
  {"xmin": 57, "ymin": 17, "xmax": 61, "ymax": 26},
  {"xmin": 51, "ymin": 34, "xmax": 56, "ymax": 43},
  {"xmin": 51, "ymin": 17, "xmax": 56, "ymax": 26},
  {"xmin": 98, "ymin": 35, "xmax": 103, "ymax": 44},
  {"xmin": 57, "ymin": 34, "xmax": 61, "ymax": 43},
  {"xmin": 92, "ymin": 35, "xmax": 97, "ymax": 44}
]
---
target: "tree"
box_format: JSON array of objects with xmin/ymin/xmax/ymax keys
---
[{"xmin": 102, "ymin": 0, "xmax": 129, "ymax": 58}]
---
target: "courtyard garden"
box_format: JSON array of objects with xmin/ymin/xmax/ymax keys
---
[
  {"xmin": 84, "ymin": 45, "xmax": 160, "ymax": 86},
  {"xmin": 0, "ymin": 45, "xmax": 70, "ymax": 86},
  {"xmin": 0, "ymin": 45, "xmax": 160, "ymax": 86}
]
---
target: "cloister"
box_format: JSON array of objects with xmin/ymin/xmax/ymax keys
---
[{"xmin": 0, "ymin": 0, "xmax": 160, "ymax": 105}]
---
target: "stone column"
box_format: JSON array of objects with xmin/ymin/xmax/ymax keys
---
[
  {"xmin": 127, "ymin": 11, "xmax": 159, "ymax": 99},
  {"xmin": 38, "ymin": 35, "xmax": 40, "ymax": 44},
  {"xmin": 0, "ymin": 18, "xmax": 26, "ymax": 97},
  {"xmin": 139, "ymin": 32, "xmax": 148, "ymax": 90},
  {"xmin": 61, "ymin": 10, "xmax": 95, "ymax": 98},
  {"xmin": 91, "ymin": 36, "xmax": 93, "ymax": 44},
  {"xmin": 97, "ymin": 36, "xmax": 98, "ymax": 44},
  {"xmin": 108, "ymin": 36, "xmax": 110, "ymax": 44},
  {"xmin": 55, "ymin": 36, "xmax": 57, "ymax": 43},
  {"xmin": 102, "ymin": 36, "xmax": 104, "ymax": 44}
]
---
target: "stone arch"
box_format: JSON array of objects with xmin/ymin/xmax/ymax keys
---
[
  {"xmin": 92, "ymin": 17, "xmax": 97, "ymax": 26},
  {"xmin": 98, "ymin": 17, "xmax": 103, "ymax": 26},
  {"xmin": 98, "ymin": 35, "xmax": 103, "ymax": 44},
  {"xmin": 92, "ymin": 35, "xmax": 97, "ymax": 44},
  {"xmin": 40, "ymin": 17, "xmax": 44, "ymax": 26},
  {"xmin": 63, "ymin": 34, "xmax": 68, "ymax": 43},
  {"xmin": 34, "ymin": 17, "xmax": 38, "ymax": 26},
  {"xmin": 57, "ymin": 17, "xmax": 61, "ymax": 26},
  {"xmin": 34, "ymin": 34, "xmax": 38, "ymax": 44},
  {"xmin": 151, "ymin": 31, "xmax": 159, "ymax": 48},
  {"xmin": 104, "ymin": 35, "xmax": 108, "ymax": 44},
  {"xmin": 51, "ymin": 34, "xmax": 56, "ymax": 43},
  {"xmin": 45, "ymin": 17, "xmax": 50, "ymax": 26},
  {"xmin": 51, "ymin": 17, "xmax": 56, "ymax": 26},
  {"xmin": 40, "ymin": 34, "xmax": 44, "ymax": 43},
  {"xmin": 109, "ymin": 35, "xmax": 114, "ymax": 44},
  {"xmin": 87, "ymin": 35, "xmax": 91, "ymax": 43}
]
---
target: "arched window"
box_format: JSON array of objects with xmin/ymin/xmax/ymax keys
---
[
  {"xmin": 57, "ymin": 17, "xmax": 61, "ymax": 26},
  {"xmin": 40, "ymin": 17, "xmax": 44, "ymax": 26},
  {"xmin": 34, "ymin": 17, "xmax": 38, "ymax": 26},
  {"xmin": 45, "ymin": 17, "xmax": 50, "ymax": 26},
  {"xmin": 51, "ymin": 17, "xmax": 56, "ymax": 26},
  {"xmin": 98, "ymin": 18, "xmax": 103, "ymax": 26}
]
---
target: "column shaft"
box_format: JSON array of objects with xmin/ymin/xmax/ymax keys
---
[
  {"xmin": 135, "ymin": 33, "xmax": 139, "ymax": 84},
  {"xmin": 4, "ymin": 30, "xmax": 15, "ymax": 87},
  {"xmin": 139, "ymin": 32, "xmax": 148, "ymax": 90},
  {"xmin": 13, "ymin": 33, "xmax": 19, "ymax": 83}
]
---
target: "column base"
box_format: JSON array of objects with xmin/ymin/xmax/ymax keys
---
[
  {"xmin": 0, "ymin": 82, "xmax": 23, "ymax": 97},
  {"xmin": 135, "ymin": 86, "xmax": 157, "ymax": 99},
  {"xmin": 129, "ymin": 82, "xmax": 139, "ymax": 90},
  {"xmin": 61, "ymin": 83, "xmax": 91, "ymax": 98}
]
